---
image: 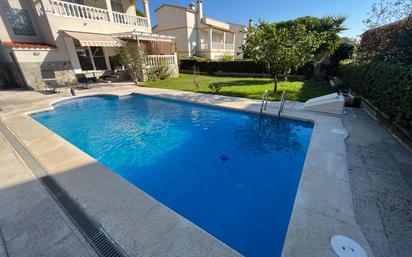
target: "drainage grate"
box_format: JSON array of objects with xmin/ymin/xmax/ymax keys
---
[
  {"xmin": 40, "ymin": 176, "xmax": 127, "ymax": 257},
  {"xmin": 0, "ymin": 120, "xmax": 128, "ymax": 257}
]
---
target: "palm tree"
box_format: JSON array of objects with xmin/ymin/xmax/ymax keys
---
[{"xmin": 313, "ymin": 16, "xmax": 347, "ymax": 78}]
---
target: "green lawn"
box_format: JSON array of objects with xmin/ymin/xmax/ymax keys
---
[{"xmin": 143, "ymin": 73, "xmax": 336, "ymax": 102}]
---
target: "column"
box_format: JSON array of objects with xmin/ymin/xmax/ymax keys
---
[
  {"xmin": 103, "ymin": 48, "xmax": 111, "ymax": 71},
  {"xmin": 105, "ymin": 0, "xmax": 114, "ymax": 22},
  {"xmin": 63, "ymin": 37, "xmax": 82, "ymax": 73},
  {"xmin": 142, "ymin": 0, "xmax": 151, "ymax": 31},
  {"xmin": 209, "ymin": 28, "xmax": 213, "ymax": 52},
  {"xmin": 232, "ymin": 33, "xmax": 236, "ymax": 51},
  {"xmin": 223, "ymin": 32, "xmax": 226, "ymax": 51}
]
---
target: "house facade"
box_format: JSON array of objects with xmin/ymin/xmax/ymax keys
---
[
  {"xmin": 228, "ymin": 22, "xmax": 247, "ymax": 59},
  {"xmin": 0, "ymin": 0, "xmax": 178, "ymax": 89},
  {"xmin": 153, "ymin": 1, "xmax": 245, "ymax": 60}
]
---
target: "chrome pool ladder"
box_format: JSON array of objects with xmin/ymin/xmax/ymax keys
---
[
  {"xmin": 260, "ymin": 90, "xmax": 269, "ymax": 118},
  {"xmin": 278, "ymin": 91, "xmax": 286, "ymax": 117}
]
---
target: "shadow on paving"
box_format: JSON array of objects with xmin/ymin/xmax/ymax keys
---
[{"xmin": 342, "ymin": 108, "xmax": 412, "ymax": 257}]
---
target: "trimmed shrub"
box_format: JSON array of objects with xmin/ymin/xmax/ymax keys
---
[
  {"xmin": 180, "ymin": 59, "xmax": 313, "ymax": 77},
  {"xmin": 338, "ymin": 60, "xmax": 412, "ymax": 130},
  {"xmin": 180, "ymin": 59, "xmax": 267, "ymax": 74}
]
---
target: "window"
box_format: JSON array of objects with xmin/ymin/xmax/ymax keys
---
[
  {"xmin": 111, "ymin": 1, "xmax": 124, "ymax": 13},
  {"xmin": 76, "ymin": 47, "xmax": 93, "ymax": 71},
  {"xmin": 5, "ymin": 8, "xmax": 36, "ymax": 36},
  {"xmin": 75, "ymin": 46, "xmax": 108, "ymax": 71}
]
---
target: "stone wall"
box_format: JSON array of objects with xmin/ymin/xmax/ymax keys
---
[
  {"xmin": 19, "ymin": 61, "xmax": 76, "ymax": 90},
  {"xmin": 0, "ymin": 62, "xmax": 25, "ymax": 89}
]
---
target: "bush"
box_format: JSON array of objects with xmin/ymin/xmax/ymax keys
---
[
  {"xmin": 146, "ymin": 64, "xmax": 171, "ymax": 81},
  {"xmin": 338, "ymin": 60, "xmax": 412, "ymax": 130},
  {"xmin": 219, "ymin": 55, "xmax": 234, "ymax": 61},
  {"xmin": 208, "ymin": 82, "xmax": 223, "ymax": 92}
]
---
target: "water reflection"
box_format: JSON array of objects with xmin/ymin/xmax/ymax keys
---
[{"xmin": 235, "ymin": 116, "xmax": 303, "ymax": 155}]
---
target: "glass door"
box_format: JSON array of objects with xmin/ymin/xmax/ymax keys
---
[{"xmin": 90, "ymin": 47, "xmax": 107, "ymax": 70}]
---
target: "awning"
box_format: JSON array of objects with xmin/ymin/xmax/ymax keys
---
[{"xmin": 63, "ymin": 31, "xmax": 125, "ymax": 47}]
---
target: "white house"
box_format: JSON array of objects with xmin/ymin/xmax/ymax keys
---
[
  {"xmin": 0, "ymin": 0, "xmax": 178, "ymax": 89},
  {"xmin": 228, "ymin": 22, "xmax": 247, "ymax": 59},
  {"xmin": 153, "ymin": 1, "xmax": 246, "ymax": 60}
]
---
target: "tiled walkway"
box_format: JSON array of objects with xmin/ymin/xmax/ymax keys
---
[
  {"xmin": 343, "ymin": 109, "xmax": 412, "ymax": 257},
  {"xmin": 0, "ymin": 129, "xmax": 97, "ymax": 257}
]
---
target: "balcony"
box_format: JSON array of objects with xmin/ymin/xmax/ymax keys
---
[
  {"xmin": 200, "ymin": 43, "xmax": 235, "ymax": 52},
  {"xmin": 45, "ymin": 0, "xmax": 149, "ymax": 29}
]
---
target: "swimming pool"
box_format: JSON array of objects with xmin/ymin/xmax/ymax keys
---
[{"xmin": 33, "ymin": 94, "xmax": 313, "ymax": 257}]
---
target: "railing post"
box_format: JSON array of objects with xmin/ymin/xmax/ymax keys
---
[{"xmin": 105, "ymin": 0, "xmax": 114, "ymax": 21}]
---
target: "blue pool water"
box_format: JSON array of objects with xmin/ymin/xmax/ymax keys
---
[{"xmin": 33, "ymin": 95, "xmax": 313, "ymax": 257}]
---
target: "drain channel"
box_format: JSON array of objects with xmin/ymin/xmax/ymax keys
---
[{"xmin": 0, "ymin": 119, "xmax": 128, "ymax": 257}]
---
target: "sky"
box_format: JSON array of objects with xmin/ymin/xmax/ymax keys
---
[{"xmin": 137, "ymin": 0, "xmax": 378, "ymax": 38}]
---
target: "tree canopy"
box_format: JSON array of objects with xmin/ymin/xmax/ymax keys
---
[
  {"xmin": 243, "ymin": 16, "xmax": 346, "ymax": 92},
  {"xmin": 364, "ymin": 0, "xmax": 412, "ymax": 29}
]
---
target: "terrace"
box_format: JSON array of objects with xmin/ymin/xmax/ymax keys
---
[{"xmin": 42, "ymin": 0, "xmax": 151, "ymax": 32}]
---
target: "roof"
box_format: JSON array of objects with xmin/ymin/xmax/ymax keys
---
[
  {"xmin": 0, "ymin": 41, "xmax": 56, "ymax": 49},
  {"xmin": 228, "ymin": 22, "xmax": 247, "ymax": 28},
  {"xmin": 154, "ymin": 3, "xmax": 195, "ymax": 13}
]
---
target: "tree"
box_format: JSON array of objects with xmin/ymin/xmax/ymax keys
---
[
  {"xmin": 243, "ymin": 21, "xmax": 318, "ymax": 93},
  {"xmin": 312, "ymin": 17, "xmax": 347, "ymax": 78},
  {"xmin": 117, "ymin": 42, "xmax": 144, "ymax": 83},
  {"xmin": 364, "ymin": 0, "xmax": 412, "ymax": 29},
  {"xmin": 290, "ymin": 16, "xmax": 347, "ymax": 78},
  {"xmin": 135, "ymin": 8, "xmax": 145, "ymax": 17}
]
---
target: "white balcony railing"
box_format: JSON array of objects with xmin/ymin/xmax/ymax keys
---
[
  {"xmin": 144, "ymin": 55, "xmax": 177, "ymax": 67},
  {"xmin": 48, "ymin": 0, "xmax": 110, "ymax": 22},
  {"xmin": 46, "ymin": 0, "xmax": 149, "ymax": 29},
  {"xmin": 211, "ymin": 43, "xmax": 235, "ymax": 51},
  {"xmin": 113, "ymin": 11, "xmax": 148, "ymax": 28}
]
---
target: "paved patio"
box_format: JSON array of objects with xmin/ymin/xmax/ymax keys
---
[
  {"xmin": 0, "ymin": 124, "xmax": 97, "ymax": 257},
  {"xmin": 0, "ymin": 86, "xmax": 410, "ymax": 257},
  {"xmin": 343, "ymin": 109, "xmax": 412, "ymax": 257}
]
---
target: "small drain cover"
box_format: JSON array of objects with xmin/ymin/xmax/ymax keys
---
[
  {"xmin": 331, "ymin": 128, "xmax": 347, "ymax": 135},
  {"xmin": 331, "ymin": 235, "xmax": 367, "ymax": 257}
]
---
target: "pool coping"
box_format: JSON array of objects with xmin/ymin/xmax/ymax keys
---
[{"xmin": 0, "ymin": 86, "xmax": 375, "ymax": 257}]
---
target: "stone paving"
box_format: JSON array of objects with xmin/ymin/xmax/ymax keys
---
[
  {"xmin": 343, "ymin": 109, "xmax": 412, "ymax": 257},
  {"xmin": 0, "ymin": 127, "xmax": 98, "ymax": 257}
]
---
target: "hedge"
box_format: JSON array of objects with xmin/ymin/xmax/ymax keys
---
[
  {"xmin": 338, "ymin": 60, "xmax": 412, "ymax": 130},
  {"xmin": 180, "ymin": 59, "xmax": 267, "ymax": 74},
  {"xmin": 179, "ymin": 59, "xmax": 314, "ymax": 77}
]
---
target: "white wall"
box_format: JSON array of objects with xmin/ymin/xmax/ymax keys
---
[
  {"xmin": 229, "ymin": 23, "xmax": 246, "ymax": 59},
  {"xmin": 0, "ymin": 0, "xmax": 46, "ymax": 43},
  {"xmin": 154, "ymin": 5, "xmax": 192, "ymax": 57},
  {"xmin": 13, "ymin": 48, "xmax": 62, "ymax": 63}
]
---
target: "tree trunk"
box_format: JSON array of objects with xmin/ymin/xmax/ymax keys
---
[
  {"xmin": 273, "ymin": 76, "xmax": 278, "ymax": 94},
  {"xmin": 314, "ymin": 63, "xmax": 321, "ymax": 78}
]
